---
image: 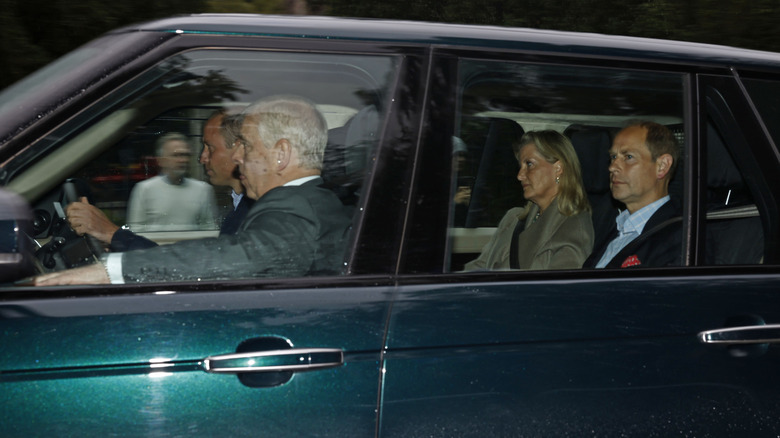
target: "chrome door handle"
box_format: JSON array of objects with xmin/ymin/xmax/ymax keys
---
[
  {"xmin": 203, "ymin": 348, "xmax": 343, "ymax": 374},
  {"xmin": 698, "ymin": 324, "xmax": 780, "ymax": 344}
]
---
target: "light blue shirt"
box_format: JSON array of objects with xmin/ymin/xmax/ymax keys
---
[
  {"xmin": 230, "ymin": 190, "xmax": 244, "ymax": 210},
  {"xmin": 595, "ymin": 195, "xmax": 670, "ymax": 268}
]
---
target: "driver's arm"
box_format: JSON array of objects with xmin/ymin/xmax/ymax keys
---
[{"xmin": 34, "ymin": 263, "xmax": 110, "ymax": 285}]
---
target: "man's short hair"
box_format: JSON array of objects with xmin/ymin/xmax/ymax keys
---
[
  {"xmin": 221, "ymin": 112, "xmax": 244, "ymax": 150},
  {"xmin": 626, "ymin": 120, "xmax": 680, "ymax": 180},
  {"xmin": 207, "ymin": 106, "xmax": 245, "ymax": 150},
  {"xmin": 243, "ymin": 95, "xmax": 328, "ymax": 170},
  {"xmin": 155, "ymin": 132, "xmax": 190, "ymax": 157}
]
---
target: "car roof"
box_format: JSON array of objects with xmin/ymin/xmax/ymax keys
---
[{"xmin": 120, "ymin": 14, "xmax": 780, "ymax": 71}]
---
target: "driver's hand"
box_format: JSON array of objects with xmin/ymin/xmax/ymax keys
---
[
  {"xmin": 67, "ymin": 197, "xmax": 120, "ymax": 245},
  {"xmin": 34, "ymin": 263, "xmax": 110, "ymax": 286}
]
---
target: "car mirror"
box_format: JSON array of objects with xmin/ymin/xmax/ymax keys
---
[{"xmin": 0, "ymin": 189, "xmax": 37, "ymax": 282}]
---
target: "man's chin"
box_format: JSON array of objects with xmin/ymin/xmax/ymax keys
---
[{"xmin": 610, "ymin": 190, "xmax": 627, "ymax": 203}]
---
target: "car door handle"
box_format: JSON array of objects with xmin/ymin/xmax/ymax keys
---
[
  {"xmin": 202, "ymin": 348, "xmax": 343, "ymax": 373},
  {"xmin": 698, "ymin": 324, "xmax": 780, "ymax": 344}
]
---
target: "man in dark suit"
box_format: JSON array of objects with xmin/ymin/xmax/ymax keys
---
[
  {"xmin": 36, "ymin": 95, "xmax": 352, "ymax": 285},
  {"xmin": 66, "ymin": 107, "xmax": 253, "ymax": 251},
  {"xmin": 584, "ymin": 121, "xmax": 682, "ymax": 268}
]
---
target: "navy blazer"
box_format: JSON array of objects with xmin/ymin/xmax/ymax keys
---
[
  {"xmin": 584, "ymin": 199, "xmax": 683, "ymax": 269},
  {"xmin": 219, "ymin": 195, "xmax": 254, "ymax": 235},
  {"xmin": 110, "ymin": 195, "xmax": 254, "ymax": 252}
]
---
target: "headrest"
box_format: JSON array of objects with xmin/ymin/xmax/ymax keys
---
[
  {"xmin": 569, "ymin": 127, "xmax": 612, "ymax": 194},
  {"xmin": 320, "ymin": 105, "xmax": 379, "ymax": 205}
]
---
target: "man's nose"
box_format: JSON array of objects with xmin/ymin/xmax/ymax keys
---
[{"xmin": 199, "ymin": 146, "xmax": 208, "ymax": 164}]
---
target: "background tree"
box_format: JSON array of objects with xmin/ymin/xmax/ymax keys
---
[{"xmin": 313, "ymin": 0, "xmax": 780, "ymax": 51}]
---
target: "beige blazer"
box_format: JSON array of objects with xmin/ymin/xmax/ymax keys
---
[{"xmin": 464, "ymin": 199, "xmax": 594, "ymax": 271}]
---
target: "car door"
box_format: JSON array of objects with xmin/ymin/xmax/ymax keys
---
[
  {"xmin": 0, "ymin": 285, "xmax": 393, "ymax": 436},
  {"xmin": 379, "ymin": 49, "xmax": 780, "ymax": 436},
  {"xmin": 0, "ymin": 29, "xmax": 427, "ymax": 436}
]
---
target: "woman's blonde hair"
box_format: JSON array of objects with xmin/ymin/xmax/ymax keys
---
[{"xmin": 514, "ymin": 130, "xmax": 591, "ymax": 216}]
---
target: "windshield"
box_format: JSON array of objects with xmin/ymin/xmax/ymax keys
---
[{"xmin": 0, "ymin": 31, "xmax": 170, "ymax": 148}]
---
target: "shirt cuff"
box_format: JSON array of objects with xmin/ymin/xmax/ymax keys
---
[{"xmin": 104, "ymin": 253, "xmax": 125, "ymax": 284}]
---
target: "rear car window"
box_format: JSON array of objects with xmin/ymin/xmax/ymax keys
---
[
  {"xmin": 742, "ymin": 77, "xmax": 780, "ymax": 149},
  {"xmin": 448, "ymin": 59, "xmax": 687, "ymax": 272}
]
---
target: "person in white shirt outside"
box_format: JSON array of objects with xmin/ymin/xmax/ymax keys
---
[{"xmin": 126, "ymin": 132, "xmax": 218, "ymax": 232}]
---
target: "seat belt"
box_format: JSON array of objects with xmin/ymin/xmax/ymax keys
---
[{"xmin": 509, "ymin": 217, "xmax": 527, "ymax": 269}]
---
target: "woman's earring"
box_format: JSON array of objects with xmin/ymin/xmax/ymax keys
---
[{"xmin": 555, "ymin": 176, "xmax": 560, "ymax": 184}]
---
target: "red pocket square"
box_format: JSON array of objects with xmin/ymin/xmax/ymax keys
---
[{"xmin": 621, "ymin": 255, "xmax": 641, "ymax": 268}]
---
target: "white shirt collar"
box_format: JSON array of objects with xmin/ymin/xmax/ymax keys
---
[{"xmin": 283, "ymin": 175, "xmax": 319, "ymax": 187}]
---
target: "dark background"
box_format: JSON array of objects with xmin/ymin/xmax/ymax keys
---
[{"xmin": 3, "ymin": 0, "xmax": 780, "ymax": 90}]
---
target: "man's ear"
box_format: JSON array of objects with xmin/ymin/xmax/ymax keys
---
[
  {"xmin": 656, "ymin": 154, "xmax": 673, "ymax": 179},
  {"xmin": 274, "ymin": 138, "xmax": 292, "ymax": 171}
]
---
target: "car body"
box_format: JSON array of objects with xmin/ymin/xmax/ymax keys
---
[{"xmin": 1, "ymin": 14, "xmax": 780, "ymax": 437}]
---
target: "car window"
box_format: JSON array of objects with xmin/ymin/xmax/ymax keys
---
[
  {"xmin": 703, "ymin": 78, "xmax": 774, "ymax": 265},
  {"xmin": 7, "ymin": 48, "xmax": 399, "ymax": 282},
  {"xmin": 448, "ymin": 59, "xmax": 687, "ymax": 272},
  {"xmin": 742, "ymin": 77, "xmax": 780, "ymax": 149},
  {"xmin": 702, "ymin": 118, "xmax": 765, "ymax": 264}
]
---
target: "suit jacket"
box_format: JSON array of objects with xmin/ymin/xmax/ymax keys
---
[
  {"xmin": 110, "ymin": 195, "xmax": 255, "ymax": 252},
  {"xmin": 465, "ymin": 199, "xmax": 594, "ymax": 271},
  {"xmin": 119, "ymin": 178, "xmax": 351, "ymax": 282},
  {"xmin": 583, "ymin": 199, "xmax": 682, "ymax": 268},
  {"xmin": 219, "ymin": 195, "xmax": 254, "ymax": 235}
]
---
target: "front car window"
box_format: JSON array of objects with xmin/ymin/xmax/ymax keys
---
[{"xmin": 6, "ymin": 48, "xmax": 399, "ymax": 283}]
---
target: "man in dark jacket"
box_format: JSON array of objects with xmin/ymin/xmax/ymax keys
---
[
  {"xmin": 36, "ymin": 95, "xmax": 352, "ymax": 285},
  {"xmin": 584, "ymin": 121, "xmax": 682, "ymax": 268}
]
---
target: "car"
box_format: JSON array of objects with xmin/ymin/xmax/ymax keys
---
[{"xmin": 1, "ymin": 13, "xmax": 780, "ymax": 437}]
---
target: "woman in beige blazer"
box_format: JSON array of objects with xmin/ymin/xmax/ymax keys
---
[{"xmin": 465, "ymin": 130, "xmax": 594, "ymax": 271}]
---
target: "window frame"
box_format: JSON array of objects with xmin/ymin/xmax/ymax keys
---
[
  {"xmin": 3, "ymin": 34, "xmax": 430, "ymax": 292},
  {"xmin": 402, "ymin": 46, "xmax": 742, "ymax": 278}
]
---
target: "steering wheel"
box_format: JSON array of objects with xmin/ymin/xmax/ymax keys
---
[{"xmin": 34, "ymin": 179, "xmax": 106, "ymax": 272}]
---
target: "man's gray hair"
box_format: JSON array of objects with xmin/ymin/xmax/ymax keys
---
[{"xmin": 243, "ymin": 95, "xmax": 328, "ymax": 170}]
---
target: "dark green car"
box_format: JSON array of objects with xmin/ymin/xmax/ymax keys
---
[{"xmin": 1, "ymin": 14, "xmax": 780, "ymax": 437}]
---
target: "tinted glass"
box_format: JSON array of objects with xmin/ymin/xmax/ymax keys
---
[
  {"xmin": 704, "ymin": 78, "xmax": 773, "ymax": 265},
  {"xmin": 9, "ymin": 49, "xmax": 398, "ymax": 283},
  {"xmin": 0, "ymin": 32, "xmax": 161, "ymax": 148},
  {"xmin": 703, "ymin": 120, "xmax": 765, "ymax": 264},
  {"xmin": 449, "ymin": 60, "xmax": 686, "ymax": 272},
  {"xmin": 743, "ymin": 77, "xmax": 780, "ymax": 148}
]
